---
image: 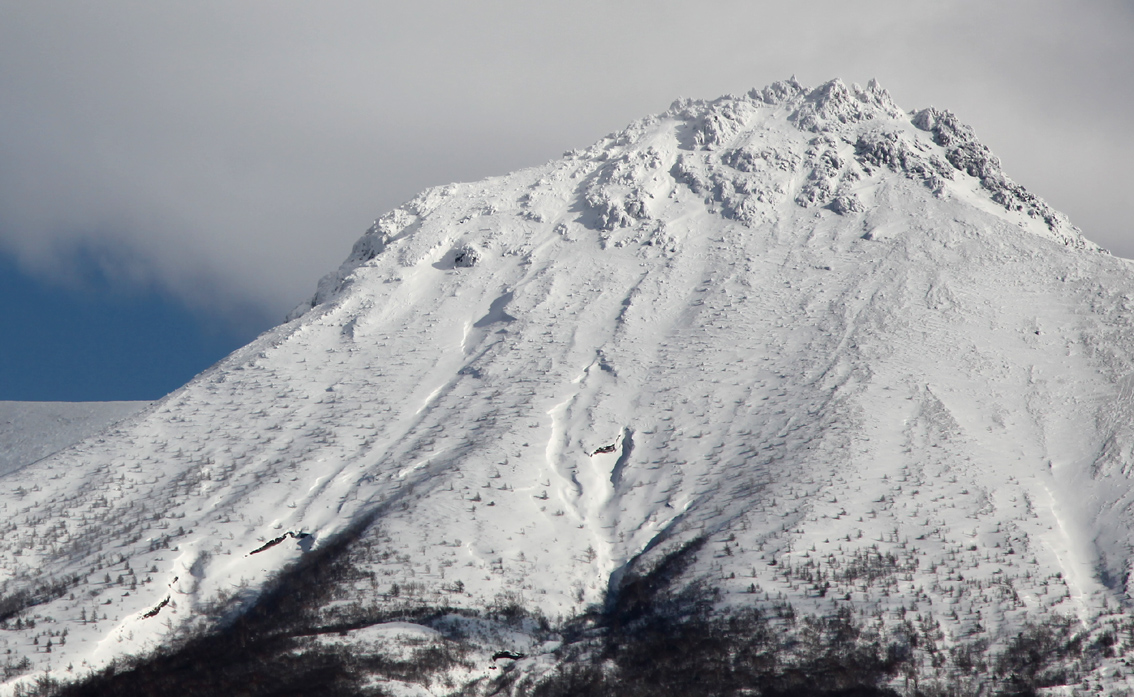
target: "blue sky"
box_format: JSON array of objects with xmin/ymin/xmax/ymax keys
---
[{"xmin": 0, "ymin": 250, "xmax": 269, "ymax": 402}]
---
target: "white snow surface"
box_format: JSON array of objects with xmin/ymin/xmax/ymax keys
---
[
  {"xmin": 0, "ymin": 401, "xmax": 150, "ymax": 476},
  {"xmin": 4, "ymin": 78, "xmax": 1134, "ymax": 692}
]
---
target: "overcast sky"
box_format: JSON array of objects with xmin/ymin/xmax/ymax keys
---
[{"xmin": 2, "ymin": 1, "xmax": 1133, "ymax": 328}]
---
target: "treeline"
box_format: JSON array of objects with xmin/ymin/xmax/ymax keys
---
[
  {"xmin": 496, "ymin": 536, "xmax": 1119, "ymax": 697},
  {"xmin": 10, "ymin": 529, "xmax": 1125, "ymax": 697}
]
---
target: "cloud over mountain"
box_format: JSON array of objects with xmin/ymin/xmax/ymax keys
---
[{"xmin": 1, "ymin": 2, "xmax": 1132, "ymax": 328}]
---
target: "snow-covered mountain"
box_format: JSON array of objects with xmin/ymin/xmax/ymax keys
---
[
  {"xmin": 0, "ymin": 402, "xmax": 149, "ymax": 477},
  {"xmin": 5, "ymin": 78, "xmax": 1134, "ymax": 695}
]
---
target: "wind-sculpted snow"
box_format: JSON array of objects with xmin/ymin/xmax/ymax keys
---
[{"xmin": 3, "ymin": 78, "xmax": 1134, "ymax": 694}]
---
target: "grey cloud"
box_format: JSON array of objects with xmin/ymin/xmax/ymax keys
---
[{"xmin": 1, "ymin": 0, "xmax": 1131, "ymax": 324}]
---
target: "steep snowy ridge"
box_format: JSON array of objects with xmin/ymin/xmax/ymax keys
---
[{"xmin": 2, "ymin": 78, "xmax": 1134, "ymax": 694}]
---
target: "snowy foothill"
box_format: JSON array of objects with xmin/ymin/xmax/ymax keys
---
[
  {"xmin": 4, "ymin": 78, "xmax": 1134, "ymax": 694},
  {"xmin": 0, "ymin": 401, "xmax": 150, "ymax": 477}
]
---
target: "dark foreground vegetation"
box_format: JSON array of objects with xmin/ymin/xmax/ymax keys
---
[
  {"xmin": 521, "ymin": 536, "xmax": 910, "ymax": 697},
  {"xmin": 7, "ymin": 531, "xmax": 1122, "ymax": 696},
  {"xmin": 521, "ymin": 537, "xmax": 1120, "ymax": 697},
  {"xmin": 17, "ymin": 514, "xmax": 483, "ymax": 697}
]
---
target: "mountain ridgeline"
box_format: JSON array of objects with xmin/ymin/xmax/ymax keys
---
[{"xmin": 6, "ymin": 78, "xmax": 1134, "ymax": 696}]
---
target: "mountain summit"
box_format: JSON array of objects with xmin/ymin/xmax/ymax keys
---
[{"xmin": 5, "ymin": 78, "xmax": 1134, "ymax": 695}]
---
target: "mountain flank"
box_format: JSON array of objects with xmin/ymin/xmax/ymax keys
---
[{"xmin": 4, "ymin": 78, "xmax": 1134, "ymax": 696}]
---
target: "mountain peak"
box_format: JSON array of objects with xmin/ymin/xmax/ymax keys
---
[
  {"xmin": 792, "ymin": 77, "xmax": 905, "ymax": 132},
  {"xmin": 291, "ymin": 78, "xmax": 1094, "ymax": 321},
  {"xmin": 6, "ymin": 78, "xmax": 1134, "ymax": 695}
]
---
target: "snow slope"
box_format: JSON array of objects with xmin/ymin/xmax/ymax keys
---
[
  {"xmin": 0, "ymin": 401, "xmax": 149, "ymax": 477},
  {"xmin": 3, "ymin": 78, "xmax": 1134, "ymax": 693}
]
